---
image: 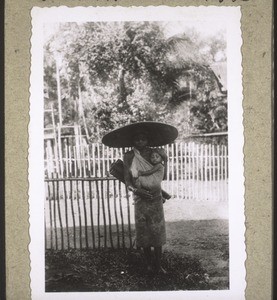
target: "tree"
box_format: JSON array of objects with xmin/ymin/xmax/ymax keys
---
[
  {"xmin": 160, "ymin": 30, "xmax": 227, "ymax": 138},
  {"xmin": 44, "ymin": 22, "xmax": 227, "ymax": 142}
]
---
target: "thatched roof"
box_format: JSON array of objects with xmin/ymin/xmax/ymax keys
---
[{"xmin": 167, "ymin": 34, "xmax": 227, "ymax": 93}]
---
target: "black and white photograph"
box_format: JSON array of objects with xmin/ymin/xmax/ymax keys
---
[{"xmin": 29, "ymin": 6, "xmax": 245, "ymax": 300}]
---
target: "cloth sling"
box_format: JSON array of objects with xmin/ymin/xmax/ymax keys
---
[{"xmin": 130, "ymin": 148, "xmax": 164, "ymax": 191}]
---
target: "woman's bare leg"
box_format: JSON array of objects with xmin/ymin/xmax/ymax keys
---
[
  {"xmin": 154, "ymin": 246, "xmax": 167, "ymax": 274},
  {"xmin": 143, "ymin": 247, "xmax": 152, "ymax": 272}
]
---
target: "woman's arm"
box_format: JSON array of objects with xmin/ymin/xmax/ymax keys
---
[
  {"xmin": 163, "ymin": 161, "xmax": 168, "ymax": 180},
  {"xmin": 123, "ymin": 152, "xmax": 134, "ymax": 189}
]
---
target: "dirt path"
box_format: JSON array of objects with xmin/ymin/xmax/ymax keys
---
[{"xmin": 165, "ymin": 219, "xmax": 229, "ymax": 286}]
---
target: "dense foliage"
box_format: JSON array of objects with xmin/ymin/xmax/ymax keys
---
[{"xmin": 44, "ymin": 22, "xmax": 227, "ymax": 142}]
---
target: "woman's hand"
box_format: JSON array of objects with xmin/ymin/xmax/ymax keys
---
[
  {"xmin": 135, "ymin": 187, "xmax": 153, "ymax": 200},
  {"xmin": 128, "ymin": 186, "xmax": 136, "ymax": 193},
  {"xmin": 127, "ymin": 186, "xmax": 152, "ymax": 199}
]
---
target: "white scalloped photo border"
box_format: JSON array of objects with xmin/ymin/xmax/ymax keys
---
[{"xmin": 29, "ymin": 6, "xmax": 245, "ymax": 300}]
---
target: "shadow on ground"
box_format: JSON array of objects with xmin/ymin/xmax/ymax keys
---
[{"xmin": 45, "ymin": 219, "xmax": 229, "ymax": 292}]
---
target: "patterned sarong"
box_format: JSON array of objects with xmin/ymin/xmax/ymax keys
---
[{"xmin": 130, "ymin": 148, "xmax": 166, "ymax": 247}]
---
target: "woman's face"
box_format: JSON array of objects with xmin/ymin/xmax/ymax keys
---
[{"xmin": 133, "ymin": 133, "xmax": 148, "ymax": 150}]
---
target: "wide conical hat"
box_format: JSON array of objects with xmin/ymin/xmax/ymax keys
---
[{"xmin": 102, "ymin": 121, "xmax": 178, "ymax": 148}]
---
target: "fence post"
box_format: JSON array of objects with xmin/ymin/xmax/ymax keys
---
[
  {"xmin": 81, "ymin": 180, "xmax": 89, "ymax": 249},
  {"xmin": 171, "ymin": 143, "xmax": 174, "ymax": 196},
  {"xmin": 57, "ymin": 124, "xmax": 64, "ymax": 178},
  {"xmin": 118, "ymin": 182, "xmax": 125, "ymax": 249},
  {"xmin": 76, "ymin": 180, "xmax": 83, "ymax": 249},
  {"xmin": 46, "ymin": 181, "xmax": 53, "ymax": 249},
  {"xmin": 101, "ymin": 180, "xmax": 107, "ymax": 248},
  {"xmin": 88, "ymin": 180, "xmax": 96, "ymax": 249},
  {"xmin": 180, "ymin": 142, "xmax": 184, "ymax": 199},
  {"xmin": 113, "ymin": 179, "xmax": 120, "ymax": 249},
  {"xmin": 62, "ymin": 180, "xmax": 70, "ymax": 249},
  {"xmin": 106, "ymin": 180, "xmax": 114, "ymax": 249}
]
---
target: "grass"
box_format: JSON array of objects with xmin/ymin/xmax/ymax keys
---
[
  {"xmin": 45, "ymin": 219, "xmax": 229, "ymax": 292},
  {"xmin": 45, "ymin": 248, "xmax": 217, "ymax": 292}
]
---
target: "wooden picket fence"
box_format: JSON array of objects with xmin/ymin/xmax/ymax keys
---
[
  {"xmin": 44, "ymin": 140, "xmax": 228, "ymax": 250},
  {"xmin": 45, "ymin": 141, "xmax": 228, "ymax": 177},
  {"xmin": 44, "ymin": 141, "xmax": 228, "ymax": 200},
  {"xmin": 45, "ymin": 177, "xmax": 133, "ymax": 250}
]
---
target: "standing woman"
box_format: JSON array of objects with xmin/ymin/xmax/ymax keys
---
[{"xmin": 102, "ymin": 122, "xmax": 178, "ymax": 274}]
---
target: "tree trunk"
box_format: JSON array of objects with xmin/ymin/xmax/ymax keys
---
[
  {"xmin": 55, "ymin": 56, "xmax": 63, "ymax": 126},
  {"xmin": 118, "ymin": 66, "xmax": 129, "ymax": 112},
  {"xmin": 78, "ymin": 82, "xmax": 90, "ymax": 141}
]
